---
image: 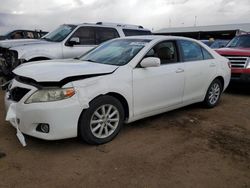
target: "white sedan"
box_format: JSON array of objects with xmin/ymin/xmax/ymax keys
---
[{"xmin": 4, "ymin": 36, "xmax": 231, "ymax": 146}]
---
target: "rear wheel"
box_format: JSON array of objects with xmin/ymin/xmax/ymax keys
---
[
  {"xmin": 203, "ymin": 79, "xmax": 222, "ymax": 108},
  {"xmin": 79, "ymin": 95, "xmax": 124, "ymax": 145}
]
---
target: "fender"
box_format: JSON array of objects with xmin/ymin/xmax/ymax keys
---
[
  {"xmin": 21, "ymin": 53, "xmax": 55, "ymax": 62},
  {"xmin": 10, "ymin": 42, "xmax": 62, "ymax": 61}
]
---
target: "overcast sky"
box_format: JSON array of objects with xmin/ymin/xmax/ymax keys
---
[{"xmin": 0, "ymin": 0, "xmax": 250, "ymax": 34}]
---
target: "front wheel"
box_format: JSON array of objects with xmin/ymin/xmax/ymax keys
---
[
  {"xmin": 203, "ymin": 79, "xmax": 222, "ymax": 108},
  {"xmin": 79, "ymin": 95, "xmax": 124, "ymax": 145}
]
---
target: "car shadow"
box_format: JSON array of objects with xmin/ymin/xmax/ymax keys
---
[
  {"xmin": 225, "ymin": 82, "xmax": 250, "ymax": 95},
  {"xmin": 24, "ymin": 135, "xmax": 90, "ymax": 150}
]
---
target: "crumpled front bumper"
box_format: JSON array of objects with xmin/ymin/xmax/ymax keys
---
[
  {"xmin": 4, "ymin": 79, "xmax": 84, "ymax": 146},
  {"xmin": 6, "ymin": 103, "xmax": 27, "ymax": 146}
]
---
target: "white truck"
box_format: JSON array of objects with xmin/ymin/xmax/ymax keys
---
[{"xmin": 0, "ymin": 22, "xmax": 151, "ymax": 84}]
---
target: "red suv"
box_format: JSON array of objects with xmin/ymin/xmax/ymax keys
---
[{"xmin": 216, "ymin": 34, "xmax": 250, "ymax": 82}]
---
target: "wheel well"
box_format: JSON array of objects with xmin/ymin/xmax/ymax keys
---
[
  {"xmin": 28, "ymin": 57, "xmax": 50, "ymax": 62},
  {"xmin": 215, "ymin": 76, "xmax": 224, "ymax": 90},
  {"xmin": 77, "ymin": 92, "xmax": 130, "ymax": 137},
  {"xmin": 106, "ymin": 92, "xmax": 129, "ymax": 120}
]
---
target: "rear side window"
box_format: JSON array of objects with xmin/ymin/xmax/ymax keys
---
[
  {"xmin": 123, "ymin": 29, "xmax": 151, "ymax": 36},
  {"xmin": 179, "ymin": 40, "xmax": 203, "ymax": 62},
  {"xmin": 95, "ymin": 27, "xmax": 119, "ymax": 44}
]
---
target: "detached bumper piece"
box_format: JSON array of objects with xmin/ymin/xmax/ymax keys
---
[{"xmin": 6, "ymin": 103, "xmax": 27, "ymax": 147}]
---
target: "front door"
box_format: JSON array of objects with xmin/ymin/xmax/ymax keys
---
[
  {"xmin": 63, "ymin": 27, "xmax": 97, "ymax": 59},
  {"xmin": 132, "ymin": 40, "xmax": 185, "ymax": 116}
]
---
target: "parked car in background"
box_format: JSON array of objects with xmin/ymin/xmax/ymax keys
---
[
  {"xmin": 200, "ymin": 39, "xmax": 214, "ymax": 47},
  {"xmin": 201, "ymin": 39, "xmax": 230, "ymax": 49},
  {"xmin": 0, "ymin": 30, "xmax": 48, "ymax": 40},
  {"xmin": 210, "ymin": 39, "xmax": 230, "ymax": 49},
  {"xmin": 0, "ymin": 22, "xmax": 151, "ymax": 84},
  {"xmin": 216, "ymin": 34, "xmax": 250, "ymax": 82},
  {"xmin": 4, "ymin": 36, "xmax": 230, "ymax": 146}
]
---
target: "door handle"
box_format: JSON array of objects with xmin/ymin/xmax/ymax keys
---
[
  {"xmin": 176, "ymin": 68, "xmax": 184, "ymax": 73},
  {"xmin": 210, "ymin": 63, "xmax": 216, "ymax": 67}
]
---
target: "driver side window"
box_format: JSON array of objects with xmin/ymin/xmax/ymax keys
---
[
  {"xmin": 71, "ymin": 27, "xmax": 95, "ymax": 45},
  {"xmin": 145, "ymin": 41, "xmax": 178, "ymax": 65}
]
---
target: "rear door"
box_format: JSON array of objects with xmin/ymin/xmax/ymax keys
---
[{"xmin": 178, "ymin": 40, "xmax": 217, "ymax": 102}]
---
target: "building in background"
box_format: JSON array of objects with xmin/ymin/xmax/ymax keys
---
[{"xmin": 154, "ymin": 23, "xmax": 250, "ymax": 40}]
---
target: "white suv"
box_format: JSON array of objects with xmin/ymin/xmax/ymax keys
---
[
  {"xmin": 0, "ymin": 22, "xmax": 151, "ymax": 83},
  {"xmin": 4, "ymin": 36, "xmax": 231, "ymax": 146}
]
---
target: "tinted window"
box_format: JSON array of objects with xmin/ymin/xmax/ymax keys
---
[
  {"xmin": 180, "ymin": 40, "xmax": 203, "ymax": 62},
  {"xmin": 72, "ymin": 27, "xmax": 95, "ymax": 45},
  {"xmin": 96, "ymin": 27, "xmax": 119, "ymax": 44},
  {"xmin": 123, "ymin": 29, "xmax": 151, "ymax": 36},
  {"xmin": 145, "ymin": 41, "xmax": 178, "ymax": 64},
  {"xmin": 202, "ymin": 47, "xmax": 214, "ymax": 60}
]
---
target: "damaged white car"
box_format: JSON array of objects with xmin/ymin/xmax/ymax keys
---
[{"xmin": 4, "ymin": 36, "xmax": 231, "ymax": 146}]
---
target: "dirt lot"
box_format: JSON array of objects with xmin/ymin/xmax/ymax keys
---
[{"xmin": 0, "ymin": 83, "xmax": 250, "ymax": 188}]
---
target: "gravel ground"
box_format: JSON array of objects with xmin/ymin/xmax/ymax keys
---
[{"xmin": 0, "ymin": 83, "xmax": 250, "ymax": 188}]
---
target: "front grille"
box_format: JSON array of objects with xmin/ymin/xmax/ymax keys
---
[
  {"xmin": 222, "ymin": 56, "xmax": 249, "ymax": 68},
  {"xmin": 8, "ymin": 87, "xmax": 30, "ymax": 102}
]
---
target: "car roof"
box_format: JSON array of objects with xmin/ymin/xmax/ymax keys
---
[
  {"xmin": 65, "ymin": 22, "xmax": 150, "ymax": 31},
  {"xmin": 117, "ymin": 35, "xmax": 200, "ymax": 42}
]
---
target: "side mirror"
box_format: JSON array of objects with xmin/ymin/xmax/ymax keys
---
[
  {"xmin": 140, "ymin": 57, "xmax": 161, "ymax": 68},
  {"xmin": 67, "ymin": 37, "xmax": 80, "ymax": 46}
]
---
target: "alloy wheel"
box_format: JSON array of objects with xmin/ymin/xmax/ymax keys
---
[
  {"xmin": 90, "ymin": 104, "xmax": 120, "ymax": 139},
  {"xmin": 208, "ymin": 82, "xmax": 221, "ymax": 105}
]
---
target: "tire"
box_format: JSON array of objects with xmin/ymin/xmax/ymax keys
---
[
  {"xmin": 79, "ymin": 95, "xmax": 124, "ymax": 145},
  {"xmin": 203, "ymin": 79, "xmax": 222, "ymax": 108}
]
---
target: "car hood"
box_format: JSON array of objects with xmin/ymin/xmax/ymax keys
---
[
  {"xmin": 216, "ymin": 47, "xmax": 250, "ymax": 56},
  {"xmin": 0, "ymin": 39, "xmax": 47, "ymax": 49},
  {"xmin": 13, "ymin": 59, "xmax": 118, "ymax": 83}
]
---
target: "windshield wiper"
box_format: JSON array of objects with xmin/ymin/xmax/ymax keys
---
[
  {"xmin": 85, "ymin": 59, "xmax": 96, "ymax": 63},
  {"xmin": 41, "ymin": 37, "xmax": 53, "ymax": 42}
]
